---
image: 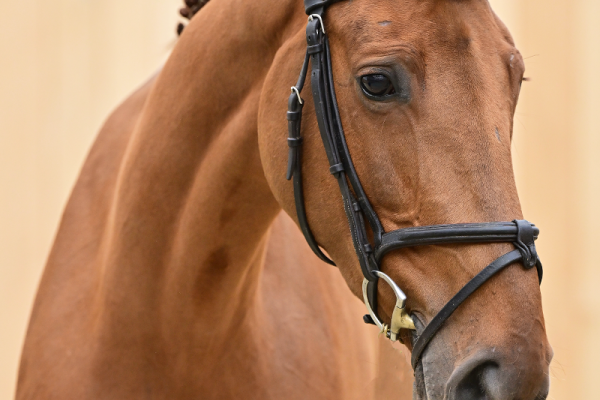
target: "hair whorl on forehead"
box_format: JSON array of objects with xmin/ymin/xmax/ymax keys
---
[{"xmin": 177, "ymin": 0, "xmax": 210, "ymax": 36}]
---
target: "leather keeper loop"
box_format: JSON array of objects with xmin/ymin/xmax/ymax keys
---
[
  {"xmin": 287, "ymin": 138, "xmax": 303, "ymax": 147},
  {"xmin": 307, "ymin": 44, "xmax": 324, "ymax": 54},
  {"xmin": 513, "ymin": 219, "xmax": 538, "ymax": 269},
  {"xmin": 329, "ymin": 163, "xmax": 344, "ymax": 175},
  {"xmin": 287, "ymin": 111, "xmax": 301, "ymax": 121}
]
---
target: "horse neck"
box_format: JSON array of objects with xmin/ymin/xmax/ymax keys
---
[{"xmin": 96, "ymin": 0, "xmax": 300, "ymax": 336}]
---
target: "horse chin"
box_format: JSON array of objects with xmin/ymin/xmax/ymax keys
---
[
  {"xmin": 413, "ymin": 349, "xmax": 450, "ymax": 400},
  {"xmin": 410, "ymin": 317, "xmax": 431, "ymax": 400},
  {"xmin": 409, "ymin": 316, "xmax": 450, "ymax": 400},
  {"xmin": 412, "ymin": 361, "xmax": 427, "ymax": 400}
]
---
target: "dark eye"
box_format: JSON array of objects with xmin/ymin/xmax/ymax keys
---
[{"xmin": 360, "ymin": 74, "xmax": 396, "ymax": 98}]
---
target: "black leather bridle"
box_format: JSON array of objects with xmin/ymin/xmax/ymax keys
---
[{"xmin": 286, "ymin": 0, "xmax": 543, "ymax": 370}]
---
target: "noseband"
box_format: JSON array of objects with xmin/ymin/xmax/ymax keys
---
[{"xmin": 286, "ymin": 0, "xmax": 543, "ymax": 369}]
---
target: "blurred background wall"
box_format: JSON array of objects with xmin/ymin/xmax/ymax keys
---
[
  {"xmin": 0, "ymin": 1, "xmax": 181, "ymax": 398},
  {"xmin": 0, "ymin": 0, "xmax": 597, "ymax": 399}
]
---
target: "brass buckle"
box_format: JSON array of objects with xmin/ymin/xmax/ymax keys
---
[{"xmin": 362, "ymin": 271, "xmax": 415, "ymax": 342}]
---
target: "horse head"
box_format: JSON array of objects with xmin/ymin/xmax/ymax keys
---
[{"xmin": 259, "ymin": 0, "xmax": 552, "ymax": 398}]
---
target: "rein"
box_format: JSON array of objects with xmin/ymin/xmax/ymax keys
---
[{"xmin": 286, "ymin": 0, "xmax": 543, "ymax": 369}]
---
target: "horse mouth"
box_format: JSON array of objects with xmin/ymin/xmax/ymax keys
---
[{"xmin": 413, "ymin": 361, "xmax": 427, "ymax": 400}]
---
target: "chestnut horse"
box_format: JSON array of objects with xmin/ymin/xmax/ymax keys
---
[{"xmin": 17, "ymin": 0, "xmax": 552, "ymax": 399}]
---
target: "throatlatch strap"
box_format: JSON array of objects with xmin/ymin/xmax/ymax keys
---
[{"xmin": 286, "ymin": 50, "xmax": 335, "ymax": 266}]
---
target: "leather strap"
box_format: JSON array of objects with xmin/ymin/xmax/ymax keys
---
[
  {"xmin": 410, "ymin": 249, "xmax": 530, "ymax": 368},
  {"xmin": 288, "ymin": 1, "xmax": 385, "ymax": 278},
  {"xmin": 375, "ymin": 222, "xmax": 539, "ymax": 261},
  {"xmin": 286, "ymin": 51, "xmax": 335, "ymax": 266},
  {"xmin": 305, "ymin": 17, "xmax": 381, "ymax": 281}
]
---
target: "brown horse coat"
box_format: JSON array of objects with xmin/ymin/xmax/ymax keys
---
[{"xmin": 17, "ymin": 0, "xmax": 551, "ymax": 399}]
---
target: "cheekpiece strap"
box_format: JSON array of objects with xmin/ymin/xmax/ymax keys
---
[{"xmin": 305, "ymin": 12, "xmax": 380, "ymax": 282}]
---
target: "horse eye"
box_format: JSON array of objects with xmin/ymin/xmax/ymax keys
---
[{"xmin": 360, "ymin": 74, "xmax": 396, "ymax": 98}]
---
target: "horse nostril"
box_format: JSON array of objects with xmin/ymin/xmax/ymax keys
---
[
  {"xmin": 453, "ymin": 361, "xmax": 499, "ymax": 400},
  {"xmin": 447, "ymin": 352, "xmax": 550, "ymax": 400}
]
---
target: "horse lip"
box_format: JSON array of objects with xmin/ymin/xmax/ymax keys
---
[
  {"xmin": 412, "ymin": 360, "xmax": 427, "ymax": 400},
  {"xmin": 410, "ymin": 314, "xmax": 428, "ymax": 400}
]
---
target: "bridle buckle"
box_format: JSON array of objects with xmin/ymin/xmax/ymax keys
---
[
  {"xmin": 290, "ymin": 86, "xmax": 303, "ymax": 105},
  {"xmin": 307, "ymin": 14, "xmax": 325, "ymax": 34},
  {"xmin": 362, "ymin": 272, "xmax": 416, "ymax": 342}
]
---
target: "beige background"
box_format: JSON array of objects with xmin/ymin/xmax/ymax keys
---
[{"xmin": 0, "ymin": 0, "xmax": 597, "ymax": 399}]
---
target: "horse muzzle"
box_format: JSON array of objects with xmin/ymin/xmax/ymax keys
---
[{"xmin": 441, "ymin": 348, "xmax": 551, "ymax": 400}]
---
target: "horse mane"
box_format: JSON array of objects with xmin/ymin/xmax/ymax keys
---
[{"xmin": 177, "ymin": 0, "xmax": 210, "ymax": 35}]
